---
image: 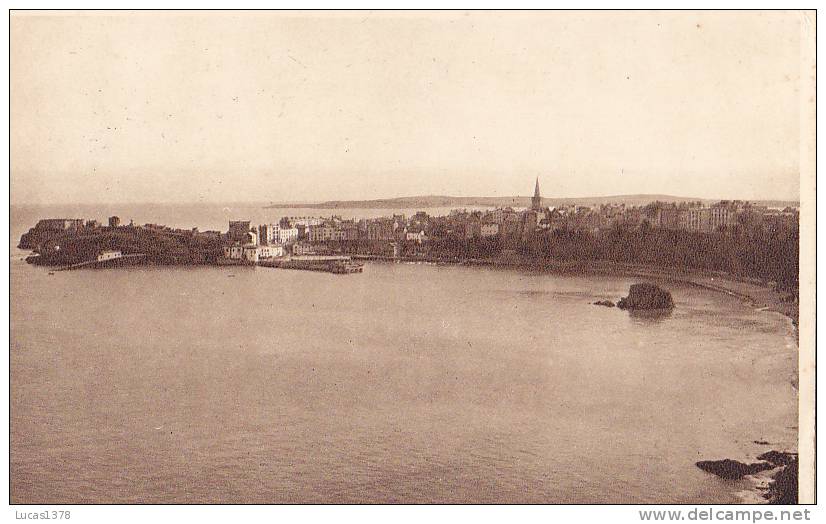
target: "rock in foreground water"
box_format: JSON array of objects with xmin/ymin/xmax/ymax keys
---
[
  {"xmin": 617, "ymin": 283, "xmax": 674, "ymax": 310},
  {"xmin": 757, "ymin": 450, "xmax": 797, "ymax": 466},
  {"xmin": 695, "ymin": 459, "xmax": 773, "ymax": 480},
  {"xmin": 696, "ymin": 450, "xmax": 798, "ymax": 503},
  {"xmin": 593, "ymin": 300, "xmax": 615, "ymax": 307}
]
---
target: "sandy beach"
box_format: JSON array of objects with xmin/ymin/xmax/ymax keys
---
[
  {"xmin": 365, "ymin": 255, "xmax": 800, "ymax": 339},
  {"xmin": 568, "ymin": 261, "xmax": 799, "ymax": 340}
]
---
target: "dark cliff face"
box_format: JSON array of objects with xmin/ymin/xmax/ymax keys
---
[
  {"xmin": 617, "ymin": 283, "xmax": 674, "ymax": 310},
  {"xmin": 18, "ymin": 228, "xmax": 63, "ymax": 250},
  {"xmin": 764, "ymin": 456, "xmax": 798, "ymax": 504}
]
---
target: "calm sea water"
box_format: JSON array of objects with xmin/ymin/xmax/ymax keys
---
[{"xmin": 10, "ymin": 205, "xmax": 797, "ymax": 503}]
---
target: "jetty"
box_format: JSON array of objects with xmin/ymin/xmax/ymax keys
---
[{"xmin": 258, "ymin": 256, "xmax": 363, "ymax": 274}]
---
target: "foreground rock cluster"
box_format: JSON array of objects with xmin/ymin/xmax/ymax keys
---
[
  {"xmin": 696, "ymin": 451, "xmax": 798, "ymax": 504},
  {"xmin": 617, "ymin": 283, "xmax": 675, "ymax": 310}
]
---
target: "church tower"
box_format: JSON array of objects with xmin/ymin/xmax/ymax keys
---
[{"xmin": 531, "ymin": 177, "xmax": 542, "ymax": 210}]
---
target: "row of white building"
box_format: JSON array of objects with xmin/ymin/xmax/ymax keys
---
[
  {"xmin": 222, "ymin": 241, "xmax": 285, "ymax": 263},
  {"xmin": 258, "ymin": 223, "xmax": 299, "ymax": 245},
  {"xmin": 223, "ymin": 222, "xmax": 293, "ymax": 263}
]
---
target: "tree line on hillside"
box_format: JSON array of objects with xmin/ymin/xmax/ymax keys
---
[{"xmin": 426, "ymin": 225, "xmax": 799, "ymax": 291}]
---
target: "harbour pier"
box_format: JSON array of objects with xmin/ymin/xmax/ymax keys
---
[{"xmin": 257, "ymin": 256, "xmax": 363, "ymax": 274}]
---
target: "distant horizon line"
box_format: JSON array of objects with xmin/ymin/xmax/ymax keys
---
[{"xmin": 10, "ymin": 192, "xmax": 802, "ymax": 207}]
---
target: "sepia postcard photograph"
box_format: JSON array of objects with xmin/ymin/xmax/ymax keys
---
[{"xmin": 6, "ymin": 7, "xmax": 817, "ymax": 514}]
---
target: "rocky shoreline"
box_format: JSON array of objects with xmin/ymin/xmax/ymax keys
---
[
  {"xmin": 583, "ymin": 270, "xmax": 798, "ymax": 504},
  {"xmin": 401, "ymin": 256, "xmax": 801, "ymax": 504},
  {"xmin": 696, "ymin": 451, "xmax": 798, "ymax": 504}
]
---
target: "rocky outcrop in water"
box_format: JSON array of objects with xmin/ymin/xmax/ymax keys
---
[
  {"xmin": 695, "ymin": 459, "xmax": 773, "ymax": 479},
  {"xmin": 757, "ymin": 450, "xmax": 797, "ymax": 466},
  {"xmin": 696, "ymin": 450, "xmax": 798, "ymax": 504},
  {"xmin": 593, "ymin": 300, "xmax": 615, "ymax": 307},
  {"xmin": 617, "ymin": 283, "xmax": 674, "ymax": 310}
]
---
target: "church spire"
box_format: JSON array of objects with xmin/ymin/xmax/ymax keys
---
[{"xmin": 531, "ymin": 177, "xmax": 542, "ymax": 210}]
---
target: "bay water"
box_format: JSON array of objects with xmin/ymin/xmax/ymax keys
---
[{"xmin": 10, "ymin": 204, "xmax": 797, "ymax": 503}]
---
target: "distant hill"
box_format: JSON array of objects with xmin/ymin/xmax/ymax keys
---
[{"xmin": 265, "ymin": 195, "xmax": 799, "ymax": 210}]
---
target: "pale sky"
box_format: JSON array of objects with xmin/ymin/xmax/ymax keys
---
[{"xmin": 11, "ymin": 10, "xmax": 810, "ymax": 204}]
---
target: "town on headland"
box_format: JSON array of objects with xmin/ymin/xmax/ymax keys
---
[
  {"xmin": 13, "ymin": 180, "xmax": 802, "ymax": 504},
  {"xmin": 18, "ymin": 179, "xmax": 799, "ymax": 293}
]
